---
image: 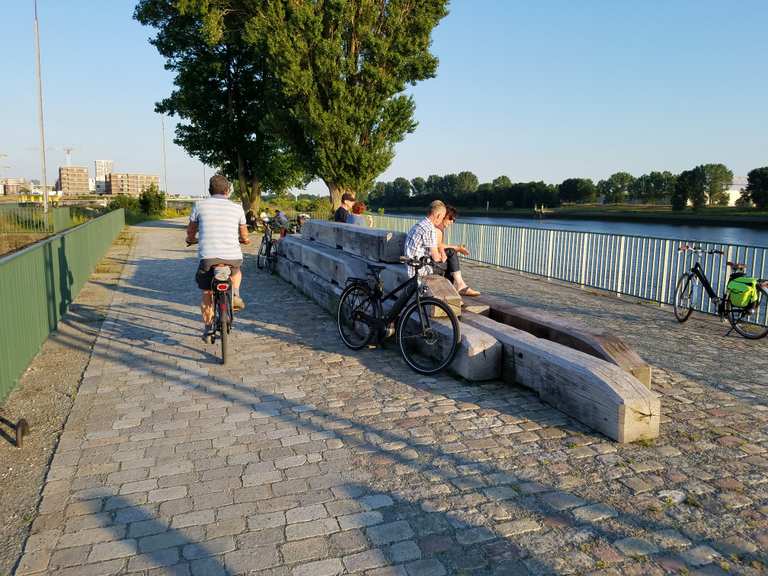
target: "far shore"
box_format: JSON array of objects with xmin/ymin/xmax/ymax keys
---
[{"xmin": 376, "ymin": 205, "xmax": 768, "ymax": 229}]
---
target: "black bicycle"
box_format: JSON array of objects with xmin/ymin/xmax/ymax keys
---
[
  {"xmin": 187, "ymin": 240, "xmax": 234, "ymax": 363},
  {"xmin": 673, "ymin": 245, "xmax": 768, "ymax": 339},
  {"xmin": 208, "ymin": 265, "xmax": 234, "ymax": 363},
  {"xmin": 337, "ymin": 256, "xmax": 461, "ymax": 374},
  {"xmin": 256, "ymin": 221, "xmax": 277, "ymax": 274}
]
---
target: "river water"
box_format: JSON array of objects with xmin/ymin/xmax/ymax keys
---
[{"xmin": 442, "ymin": 215, "xmax": 768, "ymax": 248}]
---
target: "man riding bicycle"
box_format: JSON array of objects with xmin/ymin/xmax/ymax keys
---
[{"xmin": 186, "ymin": 174, "xmax": 250, "ymax": 341}]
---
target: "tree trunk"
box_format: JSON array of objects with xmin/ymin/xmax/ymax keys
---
[
  {"xmin": 325, "ymin": 180, "xmax": 354, "ymax": 210},
  {"xmin": 237, "ymin": 152, "xmax": 249, "ymax": 213},
  {"xmin": 249, "ymin": 175, "xmax": 262, "ymax": 213}
]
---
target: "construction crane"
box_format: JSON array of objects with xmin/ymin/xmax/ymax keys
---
[{"xmin": 61, "ymin": 146, "xmax": 76, "ymax": 166}]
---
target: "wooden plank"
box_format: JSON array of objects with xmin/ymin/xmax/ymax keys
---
[
  {"xmin": 462, "ymin": 312, "xmax": 660, "ymax": 443},
  {"xmin": 475, "ymin": 294, "xmax": 652, "ymax": 388}
]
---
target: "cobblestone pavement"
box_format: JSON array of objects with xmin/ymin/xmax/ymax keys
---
[{"xmin": 15, "ymin": 221, "xmax": 768, "ymax": 576}]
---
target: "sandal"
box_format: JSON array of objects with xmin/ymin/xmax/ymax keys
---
[{"xmin": 458, "ymin": 287, "xmax": 481, "ymax": 297}]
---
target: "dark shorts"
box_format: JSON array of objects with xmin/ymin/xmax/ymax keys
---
[{"xmin": 195, "ymin": 258, "xmax": 242, "ymax": 290}]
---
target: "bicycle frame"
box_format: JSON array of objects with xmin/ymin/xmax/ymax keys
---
[
  {"xmin": 689, "ymin": 262, "xmax": 719, "ymax": 301},
  {"xmin": 347, "ymin": 271, "xmax": 424, "ymax": 339}
]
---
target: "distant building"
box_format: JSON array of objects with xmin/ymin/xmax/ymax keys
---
[
  {"xmin": 94, "ymin": 160, "xmax": 113, "ymax": 194},
  {"xmin": 727, "ymin": 176, "xmax": 748, "ymax": 206},
  {"xmin": 58, "ymin": 166, "xmax": 90, "ymax": 194},
  {"xmin": 106, "ymin": 172, "xmax": 159, "ymax": 196},
  {"xmin": 0, "ymin": 177, "xmax": 31, "ymax": 195}
]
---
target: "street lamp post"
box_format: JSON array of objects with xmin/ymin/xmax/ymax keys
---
[{"xmin": 33, "ymin": 0, "xmax": 49, "ymax": 212}]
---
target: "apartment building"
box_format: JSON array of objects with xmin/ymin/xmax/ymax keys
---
[
  {"xmin": 106, "ymin": 173, "xmax": 160, "ymax": 196},
  {"xmin": 94, "ymin": 160, "xmax": 114, "ymax": 194},
  {"xmin": 58, "ymin": 166, "xmax": 90, "ymax": 195}
]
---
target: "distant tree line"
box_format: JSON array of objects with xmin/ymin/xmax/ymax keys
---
[{"xmin": 368, "ymin": 163, "xmax": 768, "ymax": 211}]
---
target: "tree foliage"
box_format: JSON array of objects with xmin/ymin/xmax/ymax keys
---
[
  {"xmin": 672, "ymin": 166, "xmax": 707, "ymax": 211},
  {"xmin": 134, "ymin": 0, "xmax": 308, "ymax": 212},
  {"xmin": 701, "ymin": 163, "xmax": 733, "ymax": 206},
  {"xmin": 219, "ymin": 0, "xmax": 450, "ymax": 208},
  {"xmin": 598, "ymin": 172, "xmax": 635, "ymax": 204},
  {"xmin": 630, "ymin": 171, "xmax": 676, "ymax": 203},
  {"xmin": 139, "ymin": 183, "xmax": 166, "ymax": 216},
  {"xmin": 746, "ymin": 167, "xmax": 768, "ymax": 209},
  {"xmin": 558, "ymin": 178, "xmax": 596, "ymax": 204}
]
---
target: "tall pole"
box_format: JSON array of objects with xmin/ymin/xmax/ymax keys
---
[
  {"xmin": 34, "ymin": 0, "xmax": 49, "ymax": 212},
  {"xmin": 161, "ymin": 117, "xmax": 168, "ymax": 194}
]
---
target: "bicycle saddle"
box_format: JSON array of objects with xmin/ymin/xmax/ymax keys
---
[
  {"xmin": 367, "ymin": 264, "xmax": 386, "ymax": 273},
  {"xmin": 727, "ymin": 261, "xmax": 747, "ymax": 271}
]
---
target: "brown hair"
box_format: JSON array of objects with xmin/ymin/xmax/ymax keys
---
[
  {"xmin": 209, "ymin": 174, "xmax": 230, "ymax": 196},
  {"xmin": 445, "ymin": 205, "xmax": 458, "ymax": 221},
  {"xmin": 352, "ymin": 201, "xmax": 366, "ymax": 215},
  {"xmin": 341, "ymin": 192, "xmax": 355, "ymax": 204}
]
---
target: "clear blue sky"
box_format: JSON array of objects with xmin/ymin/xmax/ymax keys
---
[{"xmin": 2, "ymin": 1, "xmax": 767, "ymax": 197}]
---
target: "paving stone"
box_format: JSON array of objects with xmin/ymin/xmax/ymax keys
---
[
  {"xmin": 680, "ymin": 545, "xmax": 721, "ymax": 566},
  {"xmin": 88, "ymin": 538, "xmax": 139, "ymax": 562},
  {"xmin": 388, "ymin": 540, "xmax": 422, "ymax": 563},
  {"xmin": 367, "ymin": 521, "xmax": 415, "ymax": 545},
  {"xmin": 613, "ymin": 537, "xmax": 660, "ymax": 557},
  {"xmin": 404, "ymin": 558, "xmax": 447, "ymax": 576},
  {"xmin": 225, "ymin": 546, "xmax": 280, "ymax": 573},
  {"xmin": 342, "ymin": 548, "xmax": 388, "ymax": 572},
  {"xmin": 291, "ymin": 557, "xmax": 344, "ymax": 576},
  {"xmin": 280, "ymin": 536, "xmax": 329, "ymax": 563},
  {"xmin": 571, "ymin": 503, "xmax": 618, "ymax": 523},
  {"xmin": 285, "ymin": 518, "xmax": 340, "ymax": 541},
  {"xmin": 338, "ymin": 511, "xmax": 384, "ymax": 530},
  {"xmin": 285, "ymin": 503, "xmax": 327, "ymax": 524},
  {"xmin": 497, "ymin": 519, "xmax": 541, "ymax": 536}
]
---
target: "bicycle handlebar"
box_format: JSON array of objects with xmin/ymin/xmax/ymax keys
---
[
  {"xmin": 678, "ymin": 245, "xmax": 723, "ymax": 255},
  {"xmin": 399, "ymin": 255, "xmax": 434, "ymax": 269}
]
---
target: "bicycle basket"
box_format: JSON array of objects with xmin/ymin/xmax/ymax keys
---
[
  {"xmin": 213, "ymin": 266, "xmax": 232, "ymax": 281},
  {"xmin": 727, "ymin": 276, "xmax": 758, "ymax": 308}
]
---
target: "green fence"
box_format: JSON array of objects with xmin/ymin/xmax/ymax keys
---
[{"xmin": 0, "ymin": 209, "xmax": 125, "ymax": 403}]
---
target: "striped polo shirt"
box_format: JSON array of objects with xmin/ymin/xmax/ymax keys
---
[{"xmin": 189, "ymin": 196, "xmax": 246, "ymax": 260}]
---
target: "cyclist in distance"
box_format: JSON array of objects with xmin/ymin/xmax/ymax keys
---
[{"xmin": 186, "ymin": 174, "xmax": 250, "ymax": 341}]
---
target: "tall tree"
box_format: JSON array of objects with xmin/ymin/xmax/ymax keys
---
[
  {"xmin": 229, "ymin": 0, "xmax": 449, "ymax": 208},
  {"xmin": 492, "ymin": 175, "xmax": 512, "ymax": 189},
  {"xmin": 673, "ymin": 166, "xmax": 706, "ymax": 211},
  {"xmin": 599, "ymin": 172, "xmax": 635, "ymax": 204},
  {"xmin": 746, "ymin": 167, "xmax": 768, "ymax": 209},
  {"xmin": 701, "ymin": 163, "xmax": 733, "ymax": 206},
  {"xmin": 456, "ymin": 171, "xmax": 479, "ymax": 195},
  {"xmin": 134, "ymin": 0, "xmax": 307, "ymax": 213},
  {"xmin": 558, "ymin": 178, "xmax": 596, "ymax": 204}
]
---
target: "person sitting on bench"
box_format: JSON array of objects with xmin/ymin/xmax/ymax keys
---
[{"xmin": 436, "ymin": 205, "xmax": 480, "ymax": 297}]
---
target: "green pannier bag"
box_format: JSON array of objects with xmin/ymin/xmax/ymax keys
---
[{"xmin": 728, "ymin": 276, "xmax": 758, "ymax": 308}]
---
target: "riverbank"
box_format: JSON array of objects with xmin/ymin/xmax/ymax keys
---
[{"xmin": 378, "ymin": 205, "xmax": 768, "ymax": 228}]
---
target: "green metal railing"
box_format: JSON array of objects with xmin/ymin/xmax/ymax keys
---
[
  {"xmin": 0, "ymin": 209, "xmax": 125, "ymax": 402},
  {"xmin": 0, "ymin": 206, "xmax": 96, "ymax": 256}
]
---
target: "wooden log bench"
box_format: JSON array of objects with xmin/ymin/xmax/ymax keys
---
[
  {"xmin": 462, "ymin": 312, "xmax": 660, "ymax": 443},
  {"xmin": 475, "ymin": 294, "xmax": 652, "ymax": 388}
]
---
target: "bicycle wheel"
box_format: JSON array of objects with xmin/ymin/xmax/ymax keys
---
[
  {"xmin": 265, "ymin": 243, "xmax": 276, "ymax": 275},
  {"xmin": 257, "ymin": 237, "xmax": 268, "ymax": 270},
  {"xmin": 219, "ymin": 295, "xmax": 230, "ymax": 364},
  {"xmin": 337, "ymin": 283, "xmax": 379, "ymax": 350},
  {"xmin": 673, "ymin": 273, "xmax": 695, "ymax": 323},
  {"xmin": 729, "ymin": 285, "xmax": 768, "ymax": 339},
  {"xmin": 397, "ymin": 297, "xmax": 460, "ymax": 375}
]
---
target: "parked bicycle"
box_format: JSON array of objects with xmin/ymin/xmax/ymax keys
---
[
  {"xmin": 337, "ymin": 256, "xmax": 461, "ymax": 374},
  {"xmin": 256, "ymin": 220, "xmax": 278, "ymax": 274},
  {"xmin": 673, "ymin": 245, "xmax": 768, "ymax": 339}
]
